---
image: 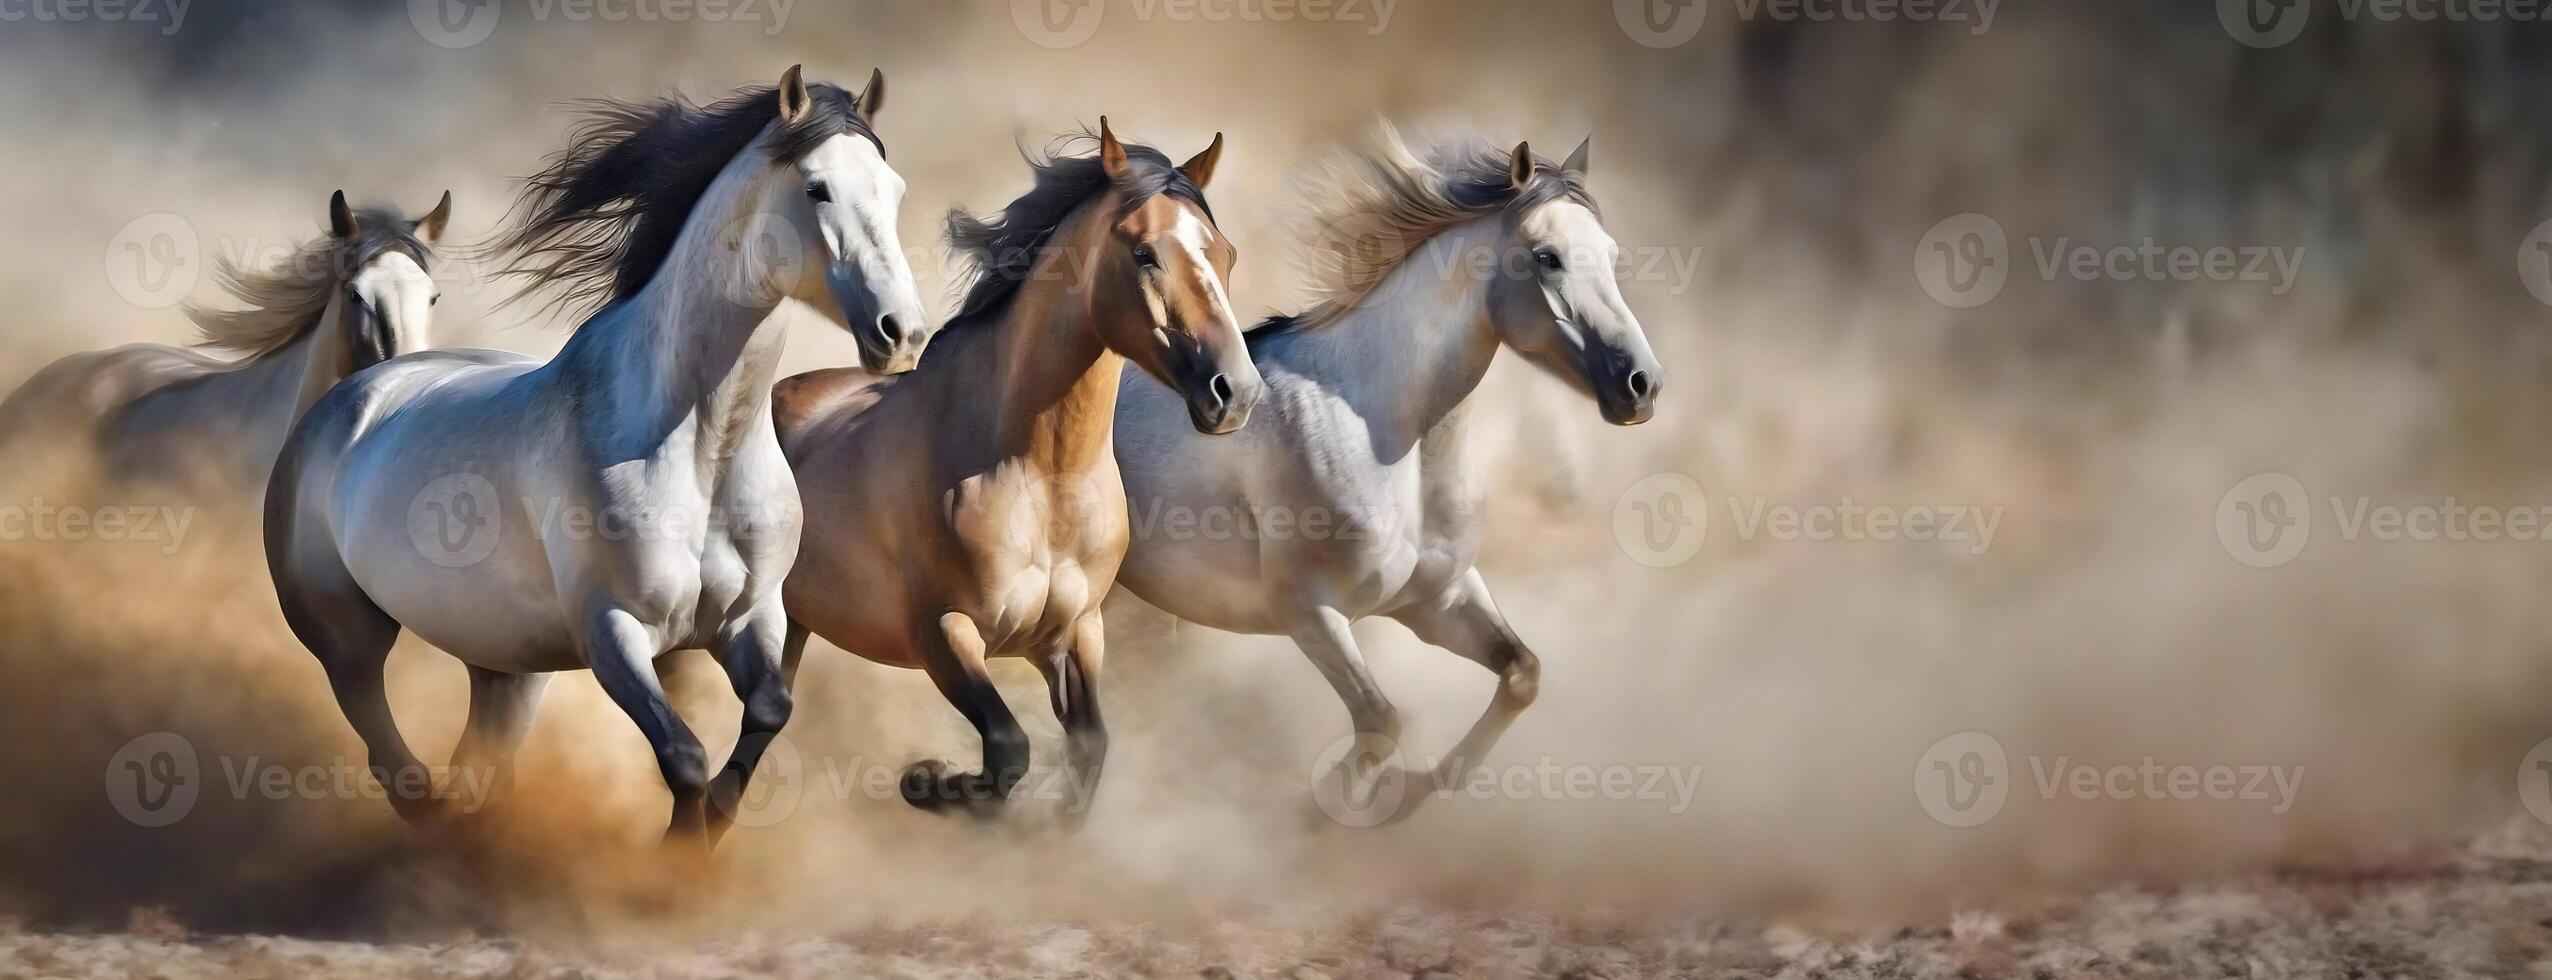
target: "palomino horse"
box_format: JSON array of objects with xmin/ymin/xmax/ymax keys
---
[
  {"xmin": 265, "ymin": 67, "xmax": 930, "ymax": 842},
  {"xmin": 0, "ymin": 191, "xmax": 447, "ymax": 515},
  {"xmin": 1112, "ymin": 131, "xmax": 1662, "ymax": 823},
  {"xmin": 775, "ymin": 121, "xmax": 1260, "ymax": 820}
]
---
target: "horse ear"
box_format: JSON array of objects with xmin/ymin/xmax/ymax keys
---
[
  {"xmin": 857, "ymin": 68, "xmax": 886, "ymax": 121},
  {"xmin": 414, "ymin": 191, "xmax": 453, "ymax": 245},
  {"xmin": 1562, "ymin": 136, "xmax": 1590, "ymax": 177},
  {"xmin": 1178, "ymin": 132, "xmax": 1224, "ymax": 189},
  {"xmin": 777, "ymin": 64, "xmax": 811, "ymax": 123},
  {"xmin": 1507, "ymin": 141, "xmax": 1534, "ymax": 189},
  {"xmin": 329, "ymin": 190, "xmax": 360, "ymax": 238},
  {"xmin": 1098, "ymin": 116, "xmax": 1130, "ymax": 180}
]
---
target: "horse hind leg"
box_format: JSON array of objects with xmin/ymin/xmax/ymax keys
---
[
  {"xmin": 449, "ymin": 666, "xmax": 551, "ymax": 817},
  {"xmin": 1382, "ymin": 567, "xmax": 1541, "ymax": 823},
  {"xmin": 271, "ymin": 547, "xmax": 435, "ymax": 824}
]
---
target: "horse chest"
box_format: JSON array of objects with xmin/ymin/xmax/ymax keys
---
[{"xmin": 945, "ymin": 468, "xmax": 1119, "ymax": 652}]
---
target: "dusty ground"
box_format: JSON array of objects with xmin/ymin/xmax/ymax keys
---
[{"xmin": 4, "ymin": 822, "xmax": 2549, "ymax": 980}]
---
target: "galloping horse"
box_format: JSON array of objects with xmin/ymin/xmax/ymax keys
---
[
  {"xmin": 775, "ymin": 121, "xmax": 1260, "ymax": 819},
  {"xmin": 1112, "ymin": 130, "xmax": 1662, "ymax": 823},
  {"xmin": 265, "ymin": 68, "xmax": 929, "ymax": 842},
  {"xmin": 0, "ymin": 191, "xmax": 447, "ymax": 518}
]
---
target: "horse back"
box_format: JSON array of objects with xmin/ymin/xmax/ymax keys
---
[{"xmin": 772, "ymin": 366, "xmax": 890, "ymax": 456}]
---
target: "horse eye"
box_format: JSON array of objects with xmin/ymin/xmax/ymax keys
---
[
  {"xmin": 806, "ymin": 181, "xmax": 832, "ymax": 204},
  {"xmin": 429, "ymin": 294, "xmax": 441, "ymax": 307},
  {"xmin": 1534, "ymin": 247, "xmax": 1564, "ymax": 272},
  {"xmin": 1132, "ymin": 244, "xmax": 1159, "ymax": 268}
]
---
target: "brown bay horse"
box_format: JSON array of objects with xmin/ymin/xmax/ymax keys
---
[{"xmin": 774, "ymin": 120, "xmax": 1259, "ymax": 820}]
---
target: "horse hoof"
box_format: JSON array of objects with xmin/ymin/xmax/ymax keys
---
[{"xmin": 900, "ymin": 760, "xmax": 953, "ymax": 810}]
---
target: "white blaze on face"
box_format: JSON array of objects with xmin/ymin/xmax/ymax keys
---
[
  {"xmin": 797, "ymin": 132, "xmax": 916, "ymax": 319},
  {"xmin": 351, "ymin": 250, "xmax": 435, "ymax": 354},
  {"xmin": 1520, "ymin": 201, "xmax": 1628, "ymax": 333},
  {"xmin": 1163, "ymin": 207, "xmax": 1235, "ymax": 334}
]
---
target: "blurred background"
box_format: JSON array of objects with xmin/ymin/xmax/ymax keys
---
[{"xmin": 6, "ymin": 0, "xmax": 2552, "ymax": 974}]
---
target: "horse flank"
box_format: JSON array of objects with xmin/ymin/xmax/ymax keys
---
[{"xmin": 185, "ymin": 208, "xmax": 429, "ymax": 358}]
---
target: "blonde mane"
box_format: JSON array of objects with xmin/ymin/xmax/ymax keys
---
[
  {"xmin": 1284, "ymin": 125, "xmax": 1594, "ymax": 331},
  {"xmin": 184, "ymin": 206, "xmax": 428, "ymax": 357}
]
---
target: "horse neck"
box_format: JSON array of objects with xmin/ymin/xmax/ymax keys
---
[
  {"xmin": 283, "ymin": 296, "xmax": 355, "ymax": 418},
  {"xmin": 564, "ymin": 149, "xmax": 790, "ymax": 460},
  {"xmin": 1294, "ymin": 217, "xmax": 1504, "ymax": 454},
  {"xmin": 958, "ymin": 222, "xmax": 1124, "ymax": 475}
]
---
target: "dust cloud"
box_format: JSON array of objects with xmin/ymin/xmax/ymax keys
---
[{"xmin": 1, "ymin": 0, "xmax": 2549, "ymax": 958}]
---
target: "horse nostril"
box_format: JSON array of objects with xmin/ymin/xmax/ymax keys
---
[
  {"xmin": 1626, "ymin": 369, "xmax": 1654, "ymax": 400},
  {"xmin": 876, "ymin": 314, "xmax": 906, "ymax": 344},
  {"xmin": 1207, "ymin": 373, "xmax": 1234, "ymax": 409}
]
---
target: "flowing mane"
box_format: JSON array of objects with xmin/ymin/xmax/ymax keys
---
[
  {"xmin": 1261, "ymin": 126, "xmax": 1596, "ymax": 340},
  {"xmin": 184, "ymin": 208, "xmax": 430, "ymax": 358},
  {"xmin": 487, "ymin": 81, "xmax": 880, "ymax": 322},
  {"xmin": 943, "ymin": 133, "xmax": 1208, "ymax": 329}
]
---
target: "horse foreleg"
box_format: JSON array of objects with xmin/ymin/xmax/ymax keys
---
[
  {"xmin": 1033, "ymin": 610, "xmax": 1110, "ymax": 829},
  {"xmin": 449, "ymin": 666, "xmax": 551, "ymax": 815},
  {"xmin": 705, "ymin": 607, "xmax": 797, "ymax": 845},
  {"xmin": 1384, "ymin": 567, "xmax": 1541, "ymax": 822},
  {"xmin": 904, "ymin": 611, "xmax": 1029, "ymax": 817},
  {"xmin": 1285, "ymin": 604, "xmax": 1415, "ymax": 825},
  {"xmin": 584, "ymin": 607, "xmax": 711, "ymax": 843}
]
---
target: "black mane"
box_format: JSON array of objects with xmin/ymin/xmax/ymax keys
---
[
  {"xmin": 945, "ymin": 134, "xmax": 1210, "ymax": 328},
  {"xmin": 488, "ymin": 81, "xmax": 880, "ymax": 322}
]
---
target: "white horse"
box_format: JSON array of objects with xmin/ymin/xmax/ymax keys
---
[
  {"xmin": 264, "ymin": 67, "xmax": 929, "ymax": 843},
  {"xmin": 1112, "ymin": 131, "xmax": 1662, "ymax": 823},
  {"xmin": 0, "ymin": 191, "xmax": 447, "ymax": 521}
]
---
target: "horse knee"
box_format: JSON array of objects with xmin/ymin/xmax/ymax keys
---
[
  {"xmin": 657, "ymin": 741, "xmax": 711, "ymax": 799},
  {"xmin": 742, "ymin": 682, "xmax": 793, "ymax": 735},
  {"xmin": 1501, "ymin": 647, "xmax": 1541, "ymax": 709}
]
